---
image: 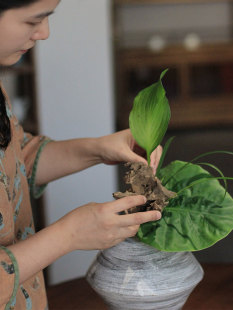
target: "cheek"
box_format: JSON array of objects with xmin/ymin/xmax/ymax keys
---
[
  {"xmin": 0, "ymin": 27, "xmax": 33, "ymax": 52},
  {"xmin": 0, "ymin": 32, "xmax": 31, "ymax": 65},
  {"xmin": 11, "ymin": 31, "xmax": 32, "ymax": 49}
]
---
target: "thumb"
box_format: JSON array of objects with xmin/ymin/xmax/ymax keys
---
[{"xmin": 126, "ymin": 149, "xmax": 147, "ymax": 165}]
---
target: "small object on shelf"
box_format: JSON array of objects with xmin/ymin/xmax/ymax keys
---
[
  {"xmin": 183, "ymin": 33, "xmax": 201, "ymax": 51},
  {"xmin": 147, "ymin": 34, "xmax": 166, "ymax": 52}
]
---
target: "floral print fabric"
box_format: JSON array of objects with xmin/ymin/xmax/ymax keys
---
[{"xmin": 0, "ymin": 85, "xmax": 51, "ymax": 310}]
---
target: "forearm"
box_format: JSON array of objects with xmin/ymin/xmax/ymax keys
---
[
  {"xmin": 34, "ymin": 129, "xmax": 162, "ymax": 186},
  {"xmin": 35, "ymin": 138, "xmax": 101, "ymax": 185},
  {"xmin": 8, "ymin": 220, "xmax": 70, "ymax": 284}
]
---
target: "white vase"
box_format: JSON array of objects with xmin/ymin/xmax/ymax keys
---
[{"xmin": 86, "ymin": 238, "xmax": 204, "ymax": 310}]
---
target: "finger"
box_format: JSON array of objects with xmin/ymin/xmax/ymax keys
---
[
  {"xmin": 104, "ymin": 225, "xmax": 141, "ymax": 249},
  {"xmin": 107, "ymin": 237, "xmax": 125, "ymax": 248},
  {"xmin": 120, "ymin": 225, "xmax": 140, "ymax": 238},
  {"xmin": 110, "ymin": 195, "xmax": 147, "ymax": 213},
  {"xmin": 119, "ymin": 210, "xmax": 161, "ymax": 227},
  {"xmin": 150, "ymin": 145, "xmax": 162, "ymax": 167},
  {"xmin": 132, "ymin": 143, "xmax": 147, "ymax": 158},
  {"xmin": 150, "ymin": 145, "xmax": 163, "ymax": 174},
  {"xmin": 124, "ymin": 148, "xmax": 147, "ymax": 166}
]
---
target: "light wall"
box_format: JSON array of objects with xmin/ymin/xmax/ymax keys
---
[{"xmin": 35, "ymin": 0, "xmax": 116, "ymax": 285}]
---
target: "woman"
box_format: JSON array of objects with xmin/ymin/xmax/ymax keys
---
[{"xmin": 0, "ymin": 0, "xmax": 162, "ymax": 309}]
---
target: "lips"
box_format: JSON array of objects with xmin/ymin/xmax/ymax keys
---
[{"xmin": 19, "ymin": 50, "xmax": 28, "ymax": 54}]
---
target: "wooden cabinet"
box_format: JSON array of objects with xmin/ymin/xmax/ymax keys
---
[
  {"xmin": 114, "ymin": 0, "xmax": 229, "ymax": 4},
  {"xmin": 113, "ymin": 0, "xmax": 233, "ymax": 130}
]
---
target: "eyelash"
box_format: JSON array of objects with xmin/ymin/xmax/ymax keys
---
[{"xmin": 27, "ymin": 21, "xmax": 42, "ymax": 26}]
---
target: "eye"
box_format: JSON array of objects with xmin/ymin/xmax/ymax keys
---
[{"xmin": 27, "ymin": 20, "xmax": 42, "ymax": 26}]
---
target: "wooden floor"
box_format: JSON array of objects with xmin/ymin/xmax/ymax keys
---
[{"xmin": 47, "ymin": 264, "xmax": 233, "ymax": 310}]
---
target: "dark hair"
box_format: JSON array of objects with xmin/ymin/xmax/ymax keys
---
[
  {"xmin": 0, "ymin": 0, "xmax": 39, "ymax": 149},
  {"xmin": 0, "ymin": 87, "xmax": 11, "ymax": 149},
  {"xmin": 0, "ymin": 0, "xmax": 39, "ymax": 12}
]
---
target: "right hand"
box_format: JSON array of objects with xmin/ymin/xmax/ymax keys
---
[{"xmin": 59, "ymin": 195, "xmax": 161, "ymax": 252}]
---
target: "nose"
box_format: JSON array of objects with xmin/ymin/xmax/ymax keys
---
[{"xmin": 31, "ymin": 18, "xmax": 50, "ymax": 41}]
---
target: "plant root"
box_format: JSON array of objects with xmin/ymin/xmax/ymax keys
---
[{"xmin": 113, "ymin": 162, "xmax": 176, "ymax": 214}]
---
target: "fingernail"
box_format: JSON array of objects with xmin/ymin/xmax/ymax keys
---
[
  {"xmin": 156, "ymin": 212, "xmax": 161, "ymax": 220},
  {"xmin": 142, "ymin": 196, "xmax": 147, "ymax": 204}
]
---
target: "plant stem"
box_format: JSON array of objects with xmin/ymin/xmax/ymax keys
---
[{"xmin": 147, "ymin": 152, "xmax": 151, "ymax": 165}]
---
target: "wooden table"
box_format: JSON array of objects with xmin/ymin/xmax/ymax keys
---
[{"xmin": 47, "ymin": 264, "xmax": 233, "ymax": 310}]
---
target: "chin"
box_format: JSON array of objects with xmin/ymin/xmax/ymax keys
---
[{"xmin": 0, "ymin": 54, "xmax": 22, "ymax": 67}]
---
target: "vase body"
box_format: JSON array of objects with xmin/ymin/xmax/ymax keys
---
[{"xmin": 86, "ymin": 238, "xmax": 204, "ymax": 310}]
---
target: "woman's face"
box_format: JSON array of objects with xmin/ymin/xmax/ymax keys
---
[{"xmin": 0, "ymin": 0, "xmax": 60, "ymax": 66}]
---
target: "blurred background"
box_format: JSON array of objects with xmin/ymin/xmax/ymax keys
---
[{"xmin": 1, "ymin": 0, "xmax": 233, "ymax": 286}]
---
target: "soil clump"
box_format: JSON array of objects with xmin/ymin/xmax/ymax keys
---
[{"xmin": 113, "ymin": 162, "xmax": 176, "ymax": 214}]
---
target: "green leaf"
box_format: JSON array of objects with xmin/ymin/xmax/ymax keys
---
[
  {"xmin": 129, "ymin": 69, "xmax": 171, "ymax": 165},
  {"xmin": 164, "ymin": 150, "xmax": 233, "ymax": 186},
  {"xmin": 137, "ymin": 160, "xmax": 233, "ymax": 252},
  {"xmin": 190, "ymin": 162, "xmax": 228, "ymax": 203}
]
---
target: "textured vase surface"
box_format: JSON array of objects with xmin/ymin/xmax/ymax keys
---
[{"xmin": 86, "ymin": 238, "xmax": 204, "ymax": 310}]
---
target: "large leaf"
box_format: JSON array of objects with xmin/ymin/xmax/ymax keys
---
[
  {"xmin": 137, "ymin": 160, "xmax": 233, "ymax": 252},
  {"xmin": 129, "ymin": 69, "xmax": 171, "ymax": 164}
]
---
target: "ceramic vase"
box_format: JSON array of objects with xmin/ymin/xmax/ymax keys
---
[{"xmin": 86, "ymin": 238, "xmax": 204, "ymax": 310}]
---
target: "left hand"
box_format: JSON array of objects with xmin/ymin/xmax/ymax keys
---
[{"xmin": 97, "ymin": 129, "xmax": 162, "ymax": 174}]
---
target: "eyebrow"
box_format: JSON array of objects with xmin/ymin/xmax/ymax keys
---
[
  {"xmin": 31, "ymin": 11, "xmax": 55, "ymax": 19},
  {"xmin": 29, "ymin": 0, "xmax": 61, "ymax": 19}
]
